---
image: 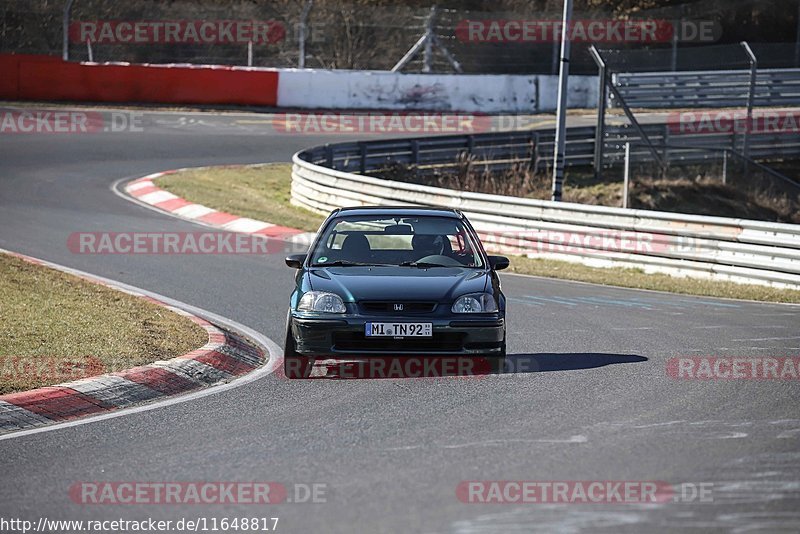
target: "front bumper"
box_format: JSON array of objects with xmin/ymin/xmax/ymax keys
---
[{"xmin": 290, "ymin": 313, "xmax": 504, "ymax": 357}]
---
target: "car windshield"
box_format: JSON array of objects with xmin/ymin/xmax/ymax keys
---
[{"xmin": 309, "ymin": 214, "xmax": 485, "ymax": 268}]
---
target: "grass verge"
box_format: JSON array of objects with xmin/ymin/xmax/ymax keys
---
[
  {"xmin": 157, "ymin": 164, "xmax": 324, "ymax": 232},
  {"xmin": 508, "ymin": 256, "xmax": 800, "ymax": 304},
  {"xmin": 154, "ymin": 163, "xmax": 800, "ymax": 304},
  {"xmin": 0, "ymin": 253, "xmax": 208, "ymax": 394}
]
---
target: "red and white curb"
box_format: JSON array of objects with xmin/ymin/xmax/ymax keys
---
[
  {"xmin": 0, "ymin": 250, "xmax": 267, "ymax": 435},
  {"xmin": 125, "ymin": 165, "xmax": 316, "ymax": 246}
]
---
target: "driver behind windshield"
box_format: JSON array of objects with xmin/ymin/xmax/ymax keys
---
[{"xmin": 411, "ymin": 234, "xmax": 445, "ymax": 260}]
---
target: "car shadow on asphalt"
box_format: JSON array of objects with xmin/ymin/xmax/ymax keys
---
[
  {"xmin": 504, "ymin": 353, "xmax": 648, "ymax": 374},
  {"xmin": 304, "ymin": 353, "xmax": 647, "ymax": 379}
]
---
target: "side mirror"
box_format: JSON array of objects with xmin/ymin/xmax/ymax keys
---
[
  {"xmin": 285, "ymin": 254, "xmax": 307, "ymax": 269},
  {"xmin": 488, "ymin": 255, "xmax": 510, "ymax": 271}
]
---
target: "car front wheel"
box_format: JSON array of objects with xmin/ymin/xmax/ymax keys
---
[{"xmin": 284, "ymin": 316, "xmax": 314, "ymax": 379}]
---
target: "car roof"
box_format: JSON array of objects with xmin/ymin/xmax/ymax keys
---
[{"xmin": 333, "ymin": 206, "xmax": 462, "ymax": 219}]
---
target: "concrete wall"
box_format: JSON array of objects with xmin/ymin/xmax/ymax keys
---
[{"xmin": 277, "ymin": 69, "xmax": 598, "ymax": 113}]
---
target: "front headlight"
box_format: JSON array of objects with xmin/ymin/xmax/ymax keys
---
[
  {"xmin": 298, "ymin": 291, "xmax": 347, "ymax": 313},
  {"xmin": 452, "ymin": 293, "xmax": 498, "ymax": 313}
]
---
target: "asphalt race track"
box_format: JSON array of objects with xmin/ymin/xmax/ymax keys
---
[{"xmin": 1, "ymin": 109, "xmax": 799, "ymax": 533}]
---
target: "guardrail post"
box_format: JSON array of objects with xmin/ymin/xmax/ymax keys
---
[
  {"xmin": 324, "ymin": 144, "xmax": 333, "ymax": 169},
  {"xmin": 623, "ymin": 142, "xmax": 631, "ymax": 209},
  {"xmin": 528, "ymin": 131, "xmax": 538, "ymax": 172},
  {"xmin": 589, "ymin": 45, "xmax": 607, "ymax": 181},
  {"xmin": 62, "ymin": 0, "xmax": 75, "ymax": 61},
  {"xmin": 359, "ymin": 142, "xmax": 367, "ymax": 175},
  {"xmin": 467, "ymin": 135, "xmax": 475, "ymax": 157},
  {"xmin": 411, "ymin": 140, "xmax": 420, "ymax": 175}
]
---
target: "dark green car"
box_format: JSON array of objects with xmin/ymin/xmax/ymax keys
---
[{"xmin": 283, "ymin": 206, "xmax": 509, "ymax": 378}]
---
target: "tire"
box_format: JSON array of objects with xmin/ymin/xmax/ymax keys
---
[{"xmin": 284, "ymin": 317, "xmax": 314, "ymax": 379}]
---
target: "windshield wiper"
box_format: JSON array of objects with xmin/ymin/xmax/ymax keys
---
[
  {"xmin": 312, "ymin": 260, "xmax": 382, "ymax": 267},
  {"xmin": 398, "ymin": 261, "xmax": 447, "ymax": 268}
]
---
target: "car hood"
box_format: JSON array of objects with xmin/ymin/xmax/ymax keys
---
[{"xmin": 307, "ymin": 266, "xmax": 489, "ymax": 302}]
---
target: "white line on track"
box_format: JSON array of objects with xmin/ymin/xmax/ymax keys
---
[
  {"xmin": 0, "ymin": 249, "xmax": 282, "ymax": 442},
  {"xmin": 732, "ymin": 336, "xmax": 800, "ymax": 342}
]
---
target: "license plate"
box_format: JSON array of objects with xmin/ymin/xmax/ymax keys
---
[{"xmin": 365, "ymin": 322, "xmax": 432, "ymax": 337}]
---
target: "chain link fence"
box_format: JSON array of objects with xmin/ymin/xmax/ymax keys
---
[
  {"xmin": 2, "ymin": 0, "xmax": 799, "ymax": 73},
  {"xmin": 619, "ymin": 143, "xmax": 800, "ymax": 223}
]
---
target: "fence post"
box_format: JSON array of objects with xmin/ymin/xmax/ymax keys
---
[
  {"xmin": 298, "ymin": 0, "xmax": 313, "ymax": 68},
  {"xmin": 423, "ymin": 6, "xmax": 437, "ymax": 73},
  {"xmin": 551, "ymin": 0, "xmax": 574, "ymax": 201},
  {"xmin": 623, "ymin": 142, "xmax": 631, "ymax": 209},
  {"xmin": 741, "ymin": 41, "xmax": 757, "ymax": 163},
  {"xmin": 722, "ymin": 150, "xmax": 728, "ymax": 185},
  {"xmin": 795, "ymin": 3, "xmax": 800, "ymax": 67},
  {"xmin": 86, "ymin": 38, "xmax": 93, "ymax": 62},
  {"xmin": 62, "ymin": 0, "xmax": 75, "ymax": 61},
  {"xmin": 670, "ymin": 19, "xmax": 680, "ymax": 71},
  {"xmin": 589, "ymin": 45, "xmax": 607, "ymax": 181},
  {"xmin": 247, "ymin": 40, "xmax": 253, "ymax": 67}
]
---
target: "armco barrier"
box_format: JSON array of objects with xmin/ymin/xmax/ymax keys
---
[
  {"xmin": 611, "ymin": 69, "xmax": 800, "ymax": 109},
  {"xmin": 292, "ymin": 134, "xmax": 800, "ymax": 290},
  {"xmin": 0, "ymin": 54, "xmax": 278, "ymax": 106}
]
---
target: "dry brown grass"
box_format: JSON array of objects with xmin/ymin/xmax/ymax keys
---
[{"xmin": 0, "ymin": 253, "xmax": 208, "ymax": 394}]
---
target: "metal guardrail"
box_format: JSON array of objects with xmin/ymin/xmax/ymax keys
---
[
  {"xmin": 301, "ymin": 124, "xmax": 800, "ymax": 176},
  {"xmin": 293, "ymin": 124, "xmax": 800, "ymax": 290},
  {"xmin": 611, "ymin": 68, "xmax": 800, "ymax": 109}
]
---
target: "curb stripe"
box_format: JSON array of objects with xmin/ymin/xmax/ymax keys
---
[
  {"xmin": 222, "ymin": 218, "xmax": 273, "ymax": 233},
  {"xmin": 59, "ymin": 375, "xmax": 164, "ymax": 408},
  {"xmin": 129, "ymin": 185, "xmax": 159, "ymax": 197},
  {"xmin": 116, "ymin": 366, "xmax": 202, "ymax": 396},
  {"xmin": 139, "ymin": 190, "xmax": 178, "ymax": 205},
  {"xmin": 1, "ymin": 387, "xmax": 114, "ymax": 421},
  {"xmin": 173, "ymin": 204, "xmax": 216, "ymax": 219},
  {"xmin": 197, "ymin": 211, "xmax": 240, "ymax": 226},
  {"xmin": 155, "ymin": 197, "xmax": 194, "ymax": 212},
  {"xmin": 0, "ymin": 400, "xmax": 54, "ymax": 430},
  {"xmin": 122, "ymin": 167, "xmax": 315, "ymax": 246}
]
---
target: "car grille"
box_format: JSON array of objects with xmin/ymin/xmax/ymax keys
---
[
  {"xmin": 333, "ymin": 332, "xmax": 464, "ymax": 352},
  {"xmin": 359, "ymin": 301, "xmax": 437, "ymax": 314}
]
